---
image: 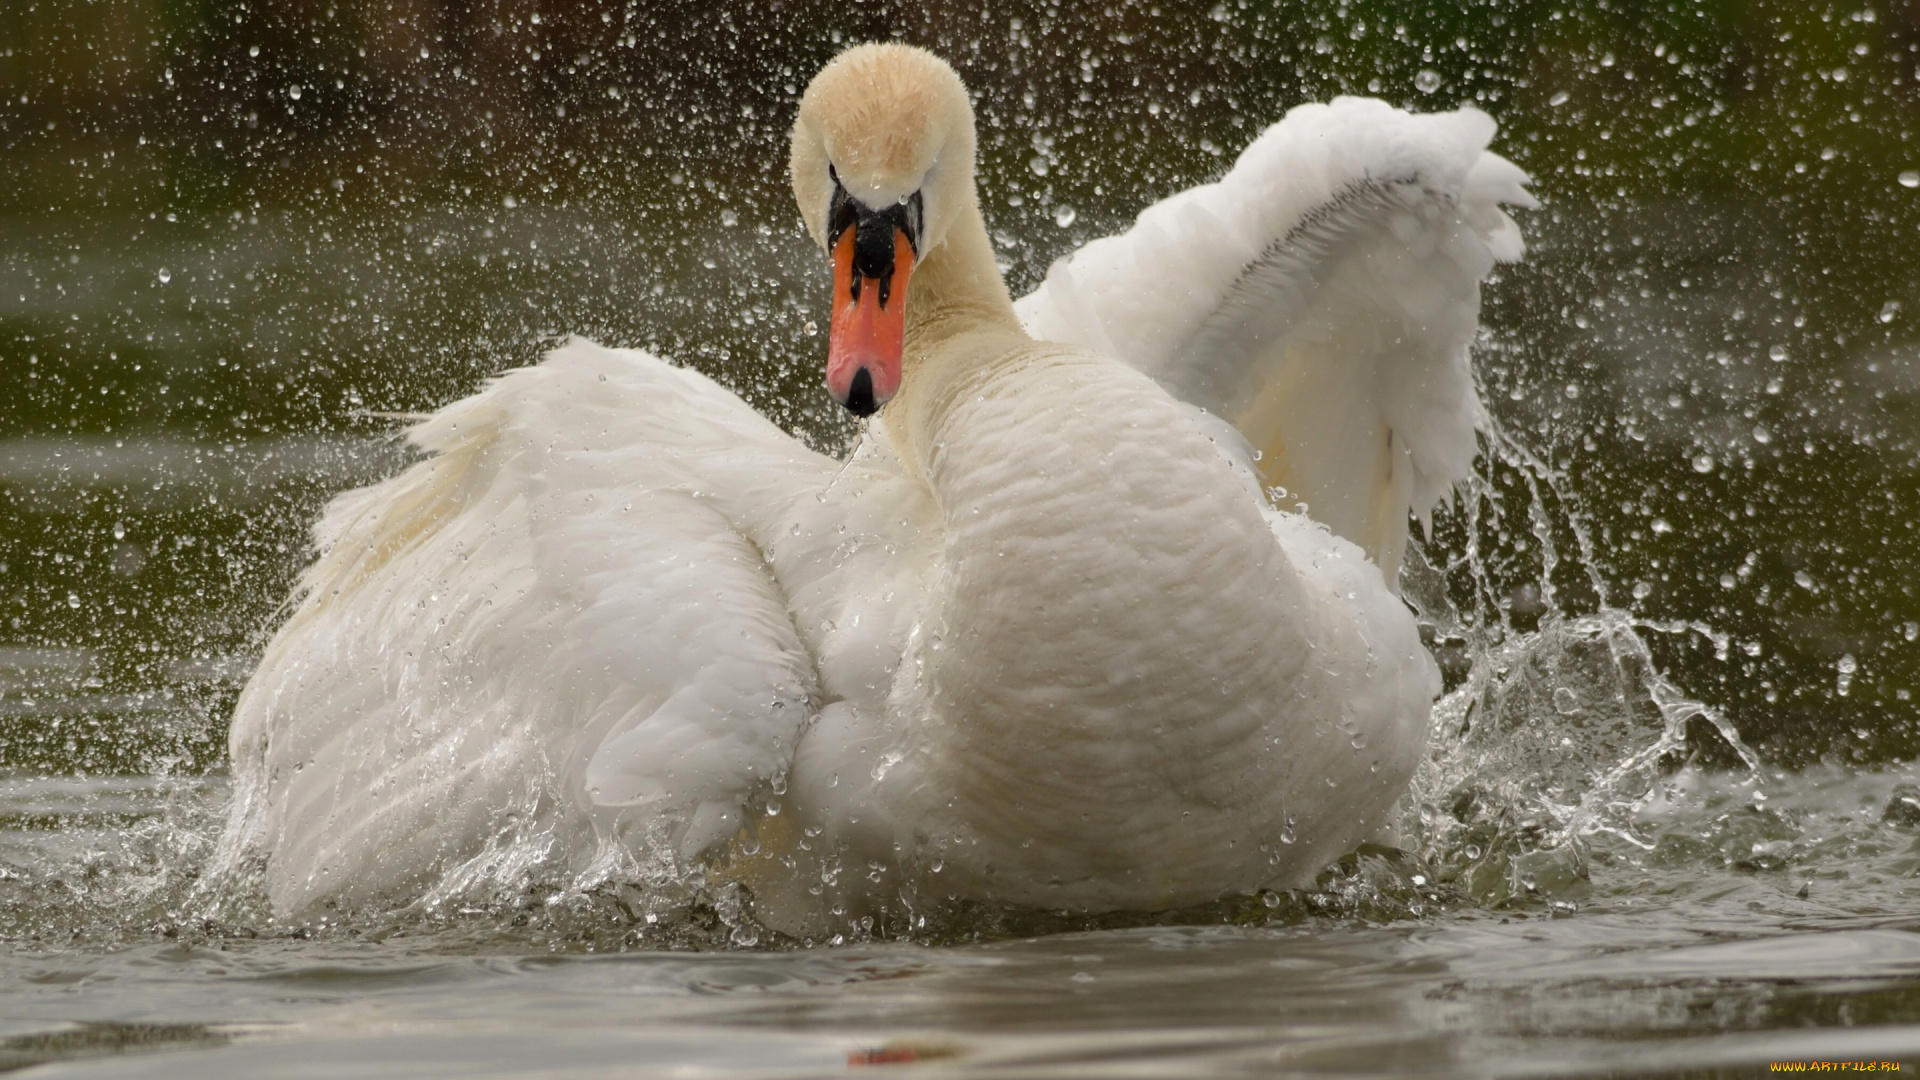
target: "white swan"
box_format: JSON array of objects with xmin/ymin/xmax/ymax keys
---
[{"xmin": 214, "ymin": 45, "xmax": 1533, "ymax": 934}]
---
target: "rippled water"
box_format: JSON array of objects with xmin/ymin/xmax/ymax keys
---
[{"xmin": 7, "ymin": 761, "xmax": 1920, "ymax": 1077}]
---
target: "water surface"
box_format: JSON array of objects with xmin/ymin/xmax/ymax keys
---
[{"xmin": 6, "ymin": 756, "xmax": 1920, "ymax": 1077}]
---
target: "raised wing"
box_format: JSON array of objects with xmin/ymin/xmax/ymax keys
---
[
  {"xmin": 1017, "ymin": 97, "xmax": 1534, "ymax": 582},
  {"xmin": 215, "ymin": 340, "xmax": 836, "ymax": 915}
]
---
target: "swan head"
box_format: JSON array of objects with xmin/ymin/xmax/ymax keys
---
[{"xmin": 792, "ymin": 44, "xmax": 977, "ymax": 417}]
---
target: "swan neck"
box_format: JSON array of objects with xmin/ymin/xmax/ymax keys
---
[
  {"xmin": 883, "ymin": 191, "xmax": 1024, "ymax": 472},
  {"xmin": 905, "ymin": 192, "xmax": 1019, "ymax": 348}
]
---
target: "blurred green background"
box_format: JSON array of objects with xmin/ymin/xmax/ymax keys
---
[{"xmin": 1, "ymin": 0, "xmax": 1916, "ymax": 772}]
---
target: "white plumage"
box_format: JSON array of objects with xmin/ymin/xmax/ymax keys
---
[
  {"xmin": 213, "ymin": 48, "xmax": 1530, "ymax": 935},
  {"xmin": 1019, "ymin": 96, "xmax": 1535, "ymax": 580}
]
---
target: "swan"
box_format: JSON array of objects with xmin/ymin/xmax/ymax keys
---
[{"xmin": 213, "ymin": 44, "xmax": 1533, "ymax": 934}]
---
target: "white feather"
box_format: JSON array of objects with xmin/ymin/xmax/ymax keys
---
[
  {"xmin": 1017, "ymin": 96, "xmax": 1535, "ymax": 581},
  {"xmin": 219, "ymin": 342, "xmax": 857, "ymax": 910}
]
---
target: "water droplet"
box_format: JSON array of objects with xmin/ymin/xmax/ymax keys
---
[
  {"xmin": 66, "ymin": 593, "xmax": 79, "ymax": 608},
  {"xmin": 287, "ymin": 85, "xmax": 302, "ymax": 100},
  {"xmin": 1794, "ymin": 570, "xmax": 1815, "ymax": 590},
  {"xmin": 1880, "ymin": 301, "xmax": 1901, "ymax": 323},
  {"xmin": 156, "ymin": 268, "xmax": 171, "ymax": 284},
  {"xmin": 1720, "ymin": 574, "xmax": 1737, "ymax": 589},
  {"xmin": 802, "ymin": 320, "xmax": 818, "ymax": 337},
  {"xmin": 1553, "ymin": 687, "xmax": 1580, "ymax": 715},
  {"xmin": 1548, "ymin": 90, "xmax": 1570, "ymax": 107},
  {"xmin": 1651, "ymin": 518, "xmax": 1672, "ymax": 534},
  {"xmin": 1753, "ymin": 425, "xmax": 1772, "ymax": 443},
  {"xmin": 112, "ymin": 523, "xmax": 126, "ymax": 540},
  {"xmin": 502, "ymin": 195, "xmax": 518, "ymax": 209},
  {"xmin": 1632, "ymin": 581, "xmax": 1653, "ymax": 600},
  {"xmin": 1769, "ymin": 345, "xmax": 1788, "ymax": 362},
  {"xmin": 1414, "ymin": 69, "xmax": 1442, "ymax": 94},
  {"xmin": 1279, "ymin": 818, "xmax": 1297, "ymax": 845},
  {"xmin": 1053, "ymin": 204, "xmax": 1077, "ymax": 228},
  {"xmin": 1901, "ymin": 171, "xmax": 1920, "ymax": 188},
  {"xmin": 930, "ymin": 858, "xmax": 944, "ymax": 874},
  {"xmin": 1692, "ymin": 453, "xmax": 1714, "ymax": 473},
  {"xmin": 719, "ymin": 209, "xmax": 738, "ymax": 227},
  {"xmin": 1837, "ymin": 654, "xmax": 1857, "ymax": 696},
  {"xmin": 1463, "ymin": 844, "xmax": 1483, "ymax": 860},
  {"xmin": 248, "ymin": 45, "xmax": 260, "ymax": 57},
  {"xmin": 765, "ymin": 798, "xmax": 781, "ymax": 817},
  {"xmin": 1411, "ymin": 874, "xmax": 1427, "ymax": 886},
  {"xmin": 1028, "ymin": 156, "xmax": 1049, "ymax": 177}
]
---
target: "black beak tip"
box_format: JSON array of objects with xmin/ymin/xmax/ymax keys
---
[{"xmin": 842, "ymin": 367, "xmax": 879, "ymax": 418}]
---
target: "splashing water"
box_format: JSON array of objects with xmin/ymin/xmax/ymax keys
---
[{"xmin": 1400, "ymin": 421, "xmax": 1762, "ymax": 910}]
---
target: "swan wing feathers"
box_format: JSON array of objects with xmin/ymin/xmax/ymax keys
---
[
  {"xmin": 1016, "ymin": 97, "xmax": 1534, "ymax": 581},
  {"xmin": 221, "ymin": 339, "xmax": 834, "ymax": 913}
]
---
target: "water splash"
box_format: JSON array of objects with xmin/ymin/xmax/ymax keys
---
[{"xmin": 1401, "ymin": 422, "xmax": 1760, "ymax": 907}]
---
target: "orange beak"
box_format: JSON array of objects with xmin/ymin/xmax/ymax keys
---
[{"xmin": 826, "ymin": 223, "xmax": 915, "ymax": 417}]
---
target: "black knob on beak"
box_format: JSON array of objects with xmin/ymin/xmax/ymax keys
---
[{"xmin": 843, "ymin": 367, "xmax": 879, "ymax": 417}]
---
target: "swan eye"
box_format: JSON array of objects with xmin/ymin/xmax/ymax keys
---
[{"xmin": 828, "ymin": 179, "xmax": 859, "ymax": 250}]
